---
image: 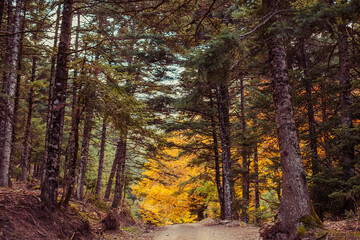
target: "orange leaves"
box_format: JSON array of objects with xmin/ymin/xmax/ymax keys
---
[{"xmin": 132, "ymin": 135, "xmax": 201, "ymax": 224}]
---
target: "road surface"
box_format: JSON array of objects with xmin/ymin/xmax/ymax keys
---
[{"xmin": 151, "ymin": 222, "xmax": 260, "ymax": 240}]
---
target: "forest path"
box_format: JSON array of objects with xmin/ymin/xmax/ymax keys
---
[{"xmin": 150, "ymin": 222, "xmax": 260, "ymax": 240}]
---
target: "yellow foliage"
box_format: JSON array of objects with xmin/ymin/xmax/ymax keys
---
[{"xmin": 132, "ymin": 134, "xmax": 203, "ymax": 225}]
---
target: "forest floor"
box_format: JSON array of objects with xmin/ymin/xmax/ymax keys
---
[
  {"xmin": 1, "ymin": 181, "xmax": 360, "ymax": 240},
  {"xmin": 141, "ymin": 219, "xmax": 260, "ymax": 240}
]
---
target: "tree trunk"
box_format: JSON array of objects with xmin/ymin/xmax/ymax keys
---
[
  {"xmin": 299, "ymin": 38, "xmax": 320, "ymax": 175},
  {"xmin": 240, "ymin": 77, "xmax": 249, "ymax": 223},
  {"xmin": 96, "ymin": 117, "xmax": 107, "ymax": 199},
  {"xmin": 42, "ymin": 4, "xmax": 61, "ymax": 183},
  {"xmin": 40, "ymin": 0, "xmax": 72, "ymax": 210},
  {"xmin": 20, "ymin": 56, "xmax": 36, "ymax": 181},
  {"xmin": 62, "ymin": 13, "xmax": 81, "ymax": 206},
  {"xmin": 104, "ymin": 139, "xmax": 122, "ymax": 200},
  {"xmin": 215, "ymin": 77, "xmax": 233, "ymax": 220},
  {"xmin": 112, "ymin": 136, "xmax": 127, "ymax": 209},
  {"xmin": 263, "ymin": 30, "xmax": 311, "ymax": 240},
  {"xmin": 9, "ymin": 3, "xmax": 26, "ymax": 186},
  {"xmin": 209, "ymin": 91, "xmax": 225, "ymax": 219},
  {"xmin": 338, "ymin": 24, "xmax": 355, "ymax": 179},
  {"xmin": 0, "ymin": 0, "xmax": 13, "ymax": 162},
  {"xmin": 0, "ymin": 0, "xmax": 22, "ymax": 187},
  {"xmin": 76, "ymin": 110, "xmax": 93, "ymax": 200},
  {"xmin": 254, "ymin": 144, "xmax": 260, "ymax": 224}
]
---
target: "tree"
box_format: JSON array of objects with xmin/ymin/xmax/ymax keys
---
[
  {"xmin": 0, "ymin": 0, "xmax": 22, "ymax": 187},
  {"xmin": 95, "ymin": 117, "xmax": 107, "ymax": 199},
  {"xmin": 20, "ymin": 56, "xmax": 37, "ymax": 181},
  {"xmin": 76, "ymin": 109, "xmax": 93, "ymax": 200},
  {"xmin": 261, "ymin": 0, "xmax": 313, "ymax": 238},
  {"xmin": 41, "ymin": 0, "xmax": 73, "ymax": 210}
]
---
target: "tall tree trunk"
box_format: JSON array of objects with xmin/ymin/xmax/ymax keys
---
[
  {"xmin": 215, "ymin": 77, "xmax": 233, "ymax": 220},
  {"xmin": 9, "ymin": 2, "xmax": 26, "ymax": 186},
  {"xmin": 254, "ymin": 144, "xmax": 260, "ymax": 224},
  {"xmin": 0, "ymin": 0, "xmax": 22, "ymax": 187},
  {"xmin": 104, "ymin": 140, "xmax": 122, "ymax": 200},
  {"xmin": 112, "ymin": 135, "xmax": 127, "ymax": 209},
  {"xmin": 40, "ymin": 0, "xmax": 72, "ymax": 210},
  {"xmin": 42, "ymin": 4, "xmax": 61, "ymax": 183},
  {"xmin": 299, "ymin": 38, "xmax": 320, "ymax": 175},
  {"xmin": 76, "ymin": 110, "xmax": 93, "ymax": 200},
  {"xmin": 96, "ymin": 117, "xmax": 107, "ymax": 199},
  {"xmin": 240, "ymin": 77, "xmax": 249, "ymax": 223},
  {"xmin": 260, "ymin": 1, "xmax": 314, "ymax": 238},
  {"xmin": 262, "ymin": 23, "xmax": 312, "ymax": 240},
  {"xmin": 20, "ymin": 57, "xmax": 36, "ymax": 181},
  {"xmin": 0, "ymin": 0, "xmax": 13, "ymax": 159},
  {"xmin": 338, "ymin": 24, "xmax": 355, "ymax": 179},
  {"xmin": 62, "ymin": 13, "xmax": 81, "ymax": 206},
  {"xmin": 209, "ymin": 91, "xmax": 225, "ymax": 219}
]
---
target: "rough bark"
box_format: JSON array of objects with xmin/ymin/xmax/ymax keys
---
[
  {"xmin": 62, "ymin": 13, "xmax": 81, "ymax": 206},
  {"xmin": 240, "ymin": 77, "xmax": 249, "ymax": 223},
  {"xmin": 40, "ymin": 0, "xmax": 72, "ymax": 210},
  {"xmin": 215, "ymin": 78, "xmax": 233, "ymax": 220},
  {"xmin": 209, "ymin": 92, "xmax": 225, "ymax": 219},
  {"xmin": 338, "ymin": 24, "xmax": 355, "ymax": 179},
  {"xmin": 0, "ymin": 0, "xmax": 12, "ymax": 159},
  {"xmin": 96, "ymin": 117, "xmax": 107, "ymax": 199},
  {"xmin": 0, "ymin": 0, "xmax": 22, "ymax": 187},
  {"xmin": 9, "ymin": 3, "xmax": 26, "ymax": 186},
  {"xmin": 20, "ymin": 56, "xmax": 36, "ymax": 181},
  {"xmin": 264, "ymin": 33, "xmax": 311, "ymax": 240},
  {"xmin": 299, "ymin": 38, "xmax": 320, "ymax": 175},
  {"xmin": 112, "ymin": 136, "xmax": 127, "ymax": 209},
  {"xmin": 42, "ymin": 4, "xmax": 61, "ymax": 183},
  {"xmin": 104, "ymin": 140, "xmax": 122, "ymax": 200},
  {"xmin": 76, "ymin": 110, "xmax": 93, "ymax": 200}
]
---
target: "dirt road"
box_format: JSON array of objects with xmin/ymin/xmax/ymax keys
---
[{"xmin": 150, "ymin": 222, "xmax": 260, "ymax": 240}]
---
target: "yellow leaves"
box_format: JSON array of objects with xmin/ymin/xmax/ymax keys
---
[{"xmin": 132, "ymin": 134, "xmax": 202, "ymax": 225}]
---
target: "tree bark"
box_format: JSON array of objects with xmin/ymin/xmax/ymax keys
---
[
  {"xmin": 20, "ymin": 56, "xmax": 36, "ymax": 181},
  {"xmin": 299, "ymin": 38, "xmax": 320, "ymax": 175},
  {"xmin": 96, "ymin": 117, "xmax": 107, "ymax": 199},
  {"xmin": 209, "ymin": 91, "xmax": 225, "ymax": 219},
  {"xmin": 259, "ymin": 1, "xmax": 313, "ymax": 238},
  {"xmin": 0, "ymin": 0, "xmax": 13, "ymax": 160},
  {"xmin": 76, "ymin": 110, "xmax": 93, "ymax": 200},
  {"xmin": 104, "ymin": 139, "xmax": 122, "ymax": 200},
  {"xmin": 0, "ymin": 0, "xmax": 22, "ymax": 187},
  {"xmin": 62, "ymin": 12, "xmax": 81, "ymax": 206},
  {"xmin": 112, "ymin": 136, "xmax": 127, "ymax": 209},
  {"xmin": 42, "ymin": 4, "xmax": 61, "ymax": 183},
  {"xmin": 240, "ymin": 77, "xmax": 249, "ymax": 223},
  {"xmin": 215, "ymin": 77, "xmax": 233, "ymax": 220},
  {"xmin": 264, "ymin": 30, "xmax": 311, "ymax": 240},
  {"xmin": 9, "ymin": 2, "xmax": 26, "ymax": 186},
  {"xmin": 40, "ymin": 0, "xmax": 72, "ymax": 210},
  {"xmin": 338, "ymin": 24, "xmax": 355, "ymax": 179}
]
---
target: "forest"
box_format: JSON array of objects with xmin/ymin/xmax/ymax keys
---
[{"xmin": 0, "ymin": 0, "xmax": 359, "ymax": 239}]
